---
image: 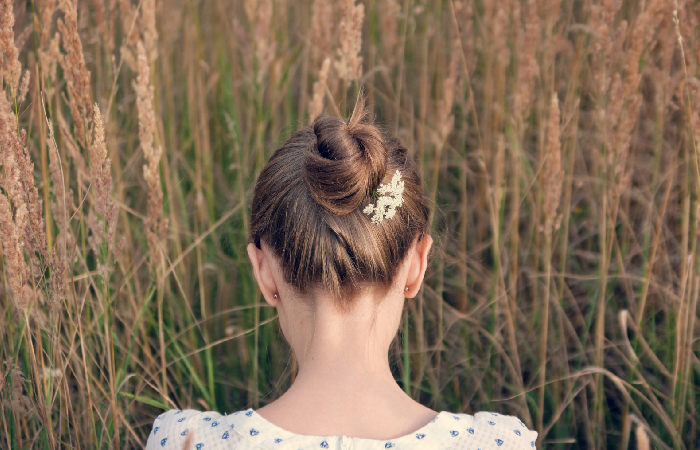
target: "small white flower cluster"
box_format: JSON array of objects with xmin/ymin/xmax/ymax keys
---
[{"xmin": 363, "ymin": 170, "xmax": 405, "ymax": 224}]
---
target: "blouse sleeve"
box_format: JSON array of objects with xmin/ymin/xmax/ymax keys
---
[
  {"xmin": 472, "ymin": 411, "xmax": 538, "ymax": 449},
  {"xmin": 145, "ymin": 409, "xmax": 183, "ymax": 450},
  {"xmin": 144, "ymin": 409, "xmax": 255, "ymax": 449},
  {"xmin": 144, "ymin": 409, "xmax": 219, "ymax": 449}
]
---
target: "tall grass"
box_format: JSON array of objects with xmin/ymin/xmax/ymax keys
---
[{"xmin": 0, "ymin": 0, "xmax": 698, "ymax": 448}]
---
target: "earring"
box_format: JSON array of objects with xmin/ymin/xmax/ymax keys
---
[
  {"xmin": 405, "ymin": 287, "xmax": 409, "ymax": 291},
  {"xmin": 273, "ymin": 294, "xmax": 278, "ymax": 299}
]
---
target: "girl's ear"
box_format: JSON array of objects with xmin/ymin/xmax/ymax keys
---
[
  {"xmin": 247, "ymin": 243, "xmax": 280, "ymax": 306},
  {"xmin": 404, "ymin": 235, "xmax": 433, "ymax": 298}
]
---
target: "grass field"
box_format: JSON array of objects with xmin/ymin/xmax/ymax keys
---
[{"xmin": 1, "ymin": 0, "xmax": 699, "ymax": 448}]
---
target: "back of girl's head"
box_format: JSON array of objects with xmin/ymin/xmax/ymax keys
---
[{"xmin": 250, "ymin": 97, "xmax": 430, "ymax": 307}]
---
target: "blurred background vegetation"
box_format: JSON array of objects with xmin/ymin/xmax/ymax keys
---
[{"xmin": 0, "ymin": 0, "xmax": 698, "ymax": 448}]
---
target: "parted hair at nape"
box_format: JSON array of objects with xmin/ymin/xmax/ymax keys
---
[{"xmin": 250, "ymin": 97, "xmax": 430, "ymax": 306}]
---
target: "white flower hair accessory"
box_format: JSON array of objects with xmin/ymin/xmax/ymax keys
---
[{"xmin": 363, "ymin": 170, "xmax": 404, "ymax": 224}]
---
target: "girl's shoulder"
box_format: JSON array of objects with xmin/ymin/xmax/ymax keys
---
[
  {"xmin": 446, "ymin": 411, "xmax": 538, "ymax": 449},
  {"xmin": 144, "ymin": 408, "xmax": 262, "ymax": 450}
]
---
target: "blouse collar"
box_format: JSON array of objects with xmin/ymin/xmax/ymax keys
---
[{"xmin": 226, "ymin": 408, "xmax": 470, "ymax": 448}]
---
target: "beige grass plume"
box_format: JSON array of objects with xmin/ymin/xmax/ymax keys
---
[
  {"xmin": 310, "ymin": 0, "xmax": 333, "ymax": 68},
  {"xmin": 435, "ymin": 36, "xmax": 460, "ymax": 147},
  {"xmin": 483, "ymin": 0, "xmax": 509, "ymax": 69},
  {"xmin": 589, "ymin": 0, "xmax": 623, "ymax": 97},
  {"xmin": 87, "ymin": 104, "xmax": 118, "ymax": 254},
  {"xmin": 0, "ymin": 92, "xmax": 32, "ymax": 312},
  {"xmin": 90, "ymin": 105, "xmax": 108, "ymax": 215},
  {"xmin": 0, "ymin": 183, "xmax": 32, "ymax": 313},
  {"xmin": 513, "ymin": 0, "xmax": 540, "ymax": 125},
  {"xmin": 47, "ymin": 120, "xmax": 68, "ymax": 308},
  {"xmin": 2, "ymin": 364, "xmax": 34, "ymax": 415},
  {"xmin": 58, "ymin": 0, "xmax": 93, "ymax": 147},
  {"xmin": 0, "ymin": 85, "xmax": 47, "ymax": 279},
  {"xmin": 11, "ymin": 130, "xmax": 48, "ymax": 277},
  {"xmin": 309, "ymin": 57, "xmax": 331, "ymax": 121},
  {"xmin": 599, "ymin": 0, "xmax": 663, "ymax": 192},
  {"xmin": 135, "ymin": 41, "xmax": 167, "ymax": 266},
  {"xmin": 379, "ymin": 0, "xmax": 400, "ymax": 66},
  {"xmin": 246, "ymin": 0, "xmax": 275, "ymax": 83},
  {"xmin": 0, "ymin": 89, "xmax": 23, "ymax": 224},
  {"xmin": 117, "ymin": 0, "xmax": 142, "ymax": 71},
  {"xmin": 543, "ymin": 93, "xmax": 562, "ymax": 237},
  {"xmin": 17, "ymin": 70, "xmax": 30, "ymax": 104},
  {"xmin": 39, "ymin": 0, "xmax": 58, "ymax": 46},
  {"xmin": 0, "ymin": 0, "xmax": 23, "ymax": 95},
  {"xmin": 57, "ymin": 111, "xmax": 87, "ymax": 178},
  {"xmin": 143, "ymin": 0, "xmax": 158, "ymax": 63},
  {"xmin": 0, "ymin": 0, "xmax": 31, "ymax": 104},
  {"xmin": 453, "ymin": 1, "xmax": 474, "ymax": 71},
  {"xmin": 39, "ymin": 33, "xmax": 61, "ymax": 89},
  {"xmin": 335, "ymin": 0, "xmax": 364, "ymax": 81}
]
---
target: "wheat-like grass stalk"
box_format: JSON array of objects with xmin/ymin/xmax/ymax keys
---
[
  {"xmin": 13, "ymin": 130, "xmax": 47, "ymax": 277},
  {"xmin": 0, "ymin": 194, "xmax": 31, "ymax": 312},
  {"xmin": 435, "ymin": 37, "xmax": 458, "ymax": 149},
  {"xmin": 251, "ymin": 0, "xmax": 274, "ymax": 84},
  {"xmin": 38, "ymin": 32, "xmax": 61, "ymax": 88},
  {"xmin": 452, "ymin": 0, "xmax": 474, "ymax": 72},
  {"xmin": 117, "ymin": 0, "xmax": 143, "ymax": 72},
  {"xmin": 0, "ymin": 0, "xmax": 23, "ymax": 95},
  {"xmin": 335, "ymin": 0, "xmax": 364, "ymax": 82},
  {"xmin": 132, "ymin": 33, "xmax": 169, "ymax": 413},
  {"xmin": 136, "ymin": 40, "xmax": 167, "ymax": 267},
  {"xmin": 16, "ymin": 70, "xmax": 29, "ymax": 105},
  {"xmin": 39, "ymin": 0, "xmax": 58, "ymax": 47},
  {"xmin": 57, "ymin": 0, "xmax": 92, "ymax": 147},
  {"xmin": 87, "ymin": 103, "xmax": 118, "ymax": 255},
  {"xmin": 308, "ymin": 57, "xmax": 331, "ymax": 121},
  {"xmin": 142, "ymin": 0, "xmax": 158, "ymax": 63},
  {"xmin": 1, "ymin": 81, "xmax": 46, "ymax": 302},
  {"xmin": 0, "ymin": 87, "xmax": 46, "ymax": 283},
  {"xmin": 310, "ymin": 0, "xmax": 333, "ymax": 68},
  {"xmin": 46, "ymin": 118, "xmax": 67, "ymax": 308},
  {"xmin": 543, "ymin": 94, "xmax": 563, "ymax": 238},
  {"xmin": 538, "ymin": 92, "xmax": 562, "ymax": 436},
  {"xmin": 513, "ymin": 0, "xmax": 539, "ymax": 130},
  {"xmin": 0, "ymin": 0, "xmax": 35, "ymax": 319},
  {"xmin": 379, "ymin": 0, "xmax": 400, "ymax": 66},
  {"xmin": 591, "ymin": 3, "xmax": 665, "ymax": 444}
]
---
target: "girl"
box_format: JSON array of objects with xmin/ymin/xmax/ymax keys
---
[{"xmin": 146, "ymin": 99, "xmax": 537, "ymax": 449}]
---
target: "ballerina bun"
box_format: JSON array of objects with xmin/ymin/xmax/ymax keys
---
[{"xmin": 304, "ymin": 97, "xmax": 387, "ymax": 215}]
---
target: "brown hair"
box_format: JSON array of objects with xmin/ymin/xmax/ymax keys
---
[{"xmin": 250, "ymin": 98, "xmax": 430, "ymax": 305}]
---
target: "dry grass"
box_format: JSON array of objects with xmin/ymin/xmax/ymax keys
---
[{"xmin": 0, "ymin": 0, "xmax": 698, "ymax": 449}]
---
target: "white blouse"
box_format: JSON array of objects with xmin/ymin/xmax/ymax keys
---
[{"xmin": 145, "ymin": 408, "xmax": 538, "ymax": 449}]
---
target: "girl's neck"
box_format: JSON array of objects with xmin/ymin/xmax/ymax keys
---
[
  {"xmin": 291, "ymin": 292, "xmax": 400, "ymax": 379},
  {"xmin": 255, "ymin": 290, "xmax": 436, "ymax": 439}
]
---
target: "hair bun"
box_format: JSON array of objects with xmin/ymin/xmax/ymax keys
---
[{"xmin": 304, "ymin": 98, "xmax": 387, "ymax": 215}]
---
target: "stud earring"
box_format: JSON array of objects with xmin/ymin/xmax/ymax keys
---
[
  {"xmin": 273, "ymin": 294, "xmax": 278, "ymax": 299},
  {"xmin": 405, "ymin": 287, "xmax": 409, "ymax": 291}
]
